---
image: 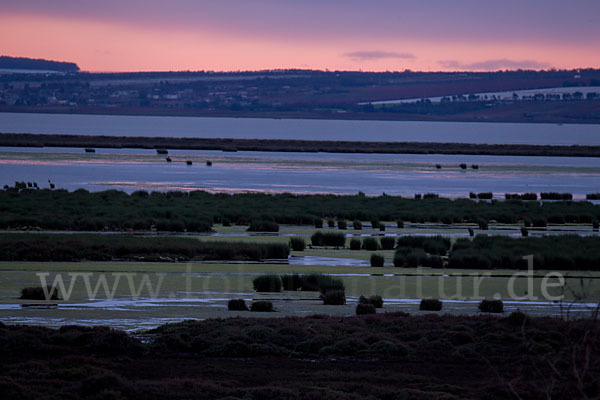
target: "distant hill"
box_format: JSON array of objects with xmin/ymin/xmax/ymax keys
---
[{"xmin": 0, "ymin": 56, "xmax": 79, "ymax": 72}]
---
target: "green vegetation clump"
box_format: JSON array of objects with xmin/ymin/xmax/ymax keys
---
[
  {"xmin": 337, "ymin": 219, "xmax": 347, "ymax": 229},
  {"xmin": 314, "ymin": 219, "xmax": 324, "ymax": 228},
  {"xmin": 349, "ymin": 238, "xmax": 361, "ymax": 250},
  {"xmin": 370, "ymin": 219, "xmax": 380, "ymax": 229},
  {"xmin": 370, "ymin": 253, "xmax": 385, "ymax": 267},
  {"xmin": 380, "ymin": 237, "xmax": 396, "ymax": 250},
  {"xmin": 362, "ymin": 237, "xmax": 379, "ymax": 251},
  {"xmin": 227, "ymin": 299, "xmax": 248, "ymax": 311},
  {"xmin": 356, "ymin": 303, "xmax": 376, "ymax": 315},
  {"xmin": 311, "ymin": 231, "xmax": 346, "ymax": 247},
  {"xmin": 419, "ymin": 299, "xmax": 443, "ymax": 311},
  {"xmin": 479, "ymin": 299, "xmax": 504, "ymax": 313},
  {"xmin": 252, "ymin": 275, "xmax": 282, "ymax": 292},
  {"xmin": 396, "ymin": 220, "xmax": 404, "ymax": 228},
  {"xmin": 250, "ymin": 301, "xmax": 274, "ymax": 312},
  {"xmin": 353, "ymin": 220, "xmax": 363, "ymax": 230},
  {"xmin": 289, "ymin": 237, "xmax": 306, "ymax": 251}
]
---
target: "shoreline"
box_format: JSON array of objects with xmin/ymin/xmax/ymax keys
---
[{"xmin": 2, "ymin": 132, "xmax": 600, "ymax": 157}]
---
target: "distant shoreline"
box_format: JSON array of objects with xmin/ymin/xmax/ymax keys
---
[{"xmin": 1, "ymin": 132, "xmax": 599, "ymax": 157}]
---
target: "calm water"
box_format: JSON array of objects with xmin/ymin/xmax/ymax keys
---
[
  {"xmin": 2, "ymin": 112, "xmax": 600, "ymax": 144},
  {"xmin": 2, "ymin": 147, "xmax": 599, "ymax": 197}
]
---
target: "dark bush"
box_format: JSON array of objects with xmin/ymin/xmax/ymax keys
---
[
  {"xmin": 247, "ymin": 220, "xmax": 279, "ymax": 232},
  {"xmin": 479, "ymin": 299, "xmax": 504, "ymax": 313},
  {"xmin": 423, "ymin": 193, "xmax": 439, "ymax": 199},
  {"xmin": 594, "ymin": 220, "xmax": 599, "ymax": 231},
  {"xmin": 423, "ymin": 255, "xmax": 444, "ymax": 268},
  {"xmin": 541, "ymin": 192, "xmax": 573, "ymax": 201},
  {"xmin": 327, "ymin": 218, "xmax": 335, "ymax": 228},
  {"xmin": 380, "ymin": 237, "xmax": 396, "ymax": 250},
  {"xmin": 531, "ymin": 217, "xmax": 547, "ymax": 228},
  {"xmin": 252, "ymin": 275, "xmax": 282, "ymax": 292},
  {"xmin": 289, "ymin": 237, "xmax": 306, "ymax": 251},
  {"xmin": 353, "ymin": 220, "xmax": 363, "ymax": 230},
  {"xmin": 228, "ymin": 299, "xmax": 248, "ymax": 311},
  {"xmin": 521, "ymin": 227, "xmax": 529, "ymax": 237},
  {"xmin": 315, "ymin": 219, "xmax": 323, "ymax": 228},
  {"xmin": 362, "ymin": 237, "xmax": 379, "ymax": 251},
  {"xmin": 379, "ymin": 224, "xmax": 386, "ymax": 232},
  {"xmin": 370, "ymin": 253, "xmax": 385, "ymax": 267},
  {"xmin": 587, "ymin": 193, "xmax": 600, "ymax": 200},
  {"xmin": 368, "ymin": 295, "xmax": 383, "ymax": 308},
  {"xmin": 459, "ymin": 163, "xmax": 467, "ymax": 169},
  {"xmin": 337, "ymin": 219, "xmax": 347, "ymax": 229},
  {"xmin": 468, "ymin": 227, "xmax": 474, "ymax": 237},
  {"xmin": 477, "ymin": 192, "xmax": 493, "ymax": 200},
  {"xmin": 311, "ymin": 231, "xmax": 346, "ymax": 247},
  {"xmin": 349, "ymin": 238, "xmax": 362, "ymax": 250},
  {"xmin": 505, "ymin": 310, "xmax": 528, "ymax": 326},
  {"xmin": 371, "ymin": 219, "xmax": 380, "ymax": 229},
  {"xmin": 321, "ymin": 290, "xmax": 346, "ymax": 305},
  {"xmin": 356, "ymin": 303, "xmax": 376, "ymax": 315},
  {"xmin": 397, "ymin": 220, "xmax": 404, "ymax": 228},
  {"xmin": 469, "ymin": 192, "xmax": 477, "ymax": 199},
  {"xmin": 250, "ymin": 301, "xmax": 274, "ymax": 312},
  {"xmin": 420, "ymin": 299, "xmax": 443, "ymax": 311},
  {"xmin": 20, "ymin": 286, "xmax": 60, "ymax": 300},
  {"xmin": 477, "ymin": 218, "xmax": 489, "ymax": 230}
]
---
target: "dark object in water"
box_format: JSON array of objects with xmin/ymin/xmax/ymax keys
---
[
  {"xmin": 222, "ymin": 147, "xmax": 238, "ymax": 152},
  {"xmin": 50, "ymin": 183, "xmax": 55, "ymax": 189},
  {"xmin": 84, "ymin": 148, "xmax": 95, "ymax": 153},
  {"xmin": 459, "ymin": 163, "xmax": 467, "ymax": 169},
  {"xmin": 471, "ymin": 164, "xmax": 479, "ymax": 169},
  {"xmin": 206, "ymin": 160, "xmax": 212, "ymax": 166},
  {"xmin": 435, "ymin": 164, "xmax": 442, "ymax": 169},
  {"xmin": 156, "ymin": 149, "xmax": 168, "ymax": 155},
  {"xmin": 166, "ymin": 156, "xmax": 172, "ymax": 162},
  {"xmin": 21, "ymin": 303, "xmax": 58, "ymax": 309},
  {"xmin": 186, "ymin": 160, "xmax": 193, "ymax": 165}
]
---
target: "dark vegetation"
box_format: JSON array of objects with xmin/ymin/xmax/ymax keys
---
[
  {"xmin": 274, "ymin": 274, "xmax": 345, "ymax": 293},
  {"xmin": 310, "ymin": 231, "xmax": 346, "ymax": 247},
  {"xmin": 0, "ymin": 234, "xmax": 289, "ymax": 262},
  {"xmin": 359, "ymin": 295, "xmax": 383, "ymax": 308},
  {"xmin": 321, "ymin": 289, "xmax": 346, "ymax": 305},
  {"xmin": 361, "ymin": 237, "xmax": 379, "ymax": 251},
  {"xmin": 349, "ymin": 238, "xmax": 361, "ymax": 250},
  {"xmin": 449, "ymin": 235, "xmax": 600, "ymax": 270},
  {"xmin": 247, "ymin": 220, "xmax": 279, "ymax": 232},
  {"xmin": 227, "ymin": 299, "xmax": 248, "ymax": 311},
  {"xmin": 250, "ymin": 301, "xmax": 274, "ymax": 312},
  {"xmin": 19, "ymin": 286, "xmax": 61, "ymax": 301},
  {"xmin": 370, "ymin": 253, "xmax": 385, "ymax": 267},
  {"xmin": 2, "ymin": 313, "xmax": 599, "ymax": 399},
  {"xmin": 479, "ymin": 300, "xmax": 505, "ymax": 313},
  {"xmin": 420, "ymin": 299, "xmax": 443, "ymax": 311},
  {"xmin": 252, "ymin": 275, "xmax": 283, "ymax": 293},
  {"xmin": 289, "ymin": 237, "xmax": 306, "ymax": 251},
  {"xmin": 355, "ymin": 303, "xmax": 376, "ymax": 315},
  {"xmin": 2, "ymin": 189, "xmax": 600, "ymax": 231}
]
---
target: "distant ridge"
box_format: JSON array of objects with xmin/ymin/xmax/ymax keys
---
[{"xmin": 0, "ymin": 56, "xmax": 79, "ymax": 72}]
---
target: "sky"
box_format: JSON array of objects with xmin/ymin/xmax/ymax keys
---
[{"xmin": 1, "ymin": 0, "xmax": 599, "ymax": 72}]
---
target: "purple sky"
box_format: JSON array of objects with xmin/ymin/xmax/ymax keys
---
[{"xmin": 1, "ymin": 0, "xmax": 599, "ymax": 71}]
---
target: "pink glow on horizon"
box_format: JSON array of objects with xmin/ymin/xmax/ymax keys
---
[{"xmin": 1, "ymin": 11, "xmax": 599, "ymax": 72}]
